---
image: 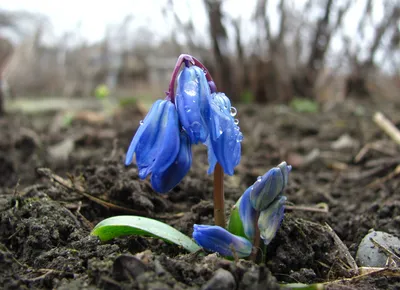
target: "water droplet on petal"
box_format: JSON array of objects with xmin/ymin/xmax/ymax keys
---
[
  {"xmin": 184, "ymin": 106, "xmax": 191, "ymax": 113},
  {"xmin": 234, "ymin": 119, "xmax": 239, "ymax": 125},
  {"xmin": 139, "ymin": 120, "xmax": 144, "ymax": 125},
  {"xmin": 235, "ymin": 126, "xmax": 240, "ymax": 131},
  {"xmin": 236, "ymin": 133, "xmax": 244, "ymax": 142},
  {"xmin": 230, "ymin": 107, "xmax": 237, "ymax": 116},
  {"xmin": 257, "ymin": 176, "xmax": 262, "ymax": 182},
  {"xmin": 184, "ymin": 81, "xmax": 197, "ymax": 96}
]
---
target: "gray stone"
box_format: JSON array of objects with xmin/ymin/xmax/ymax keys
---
[
  {"xmin": 202, "ymin": 268, "xmax": 236, "ymax": 290},
  {"xmin": 356, "ymin": 231, "xmax": 400, "ymax": 267}
]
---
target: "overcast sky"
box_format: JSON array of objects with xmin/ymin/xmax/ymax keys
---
[
  {"xmin": 3, "ymin": 0, "xmax": 393, "ymax": 70},
  {"xmin": 2, "ymin": 0, "xmax": 384, "ymax": 43}
]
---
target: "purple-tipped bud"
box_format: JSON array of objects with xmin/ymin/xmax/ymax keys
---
[
  {"xmin": 258, "ymin": 195, "xmax": 286, "ymax": 245},
  {"xmin": 238, "ymin": 187, "xmax": 257, "ymax": 241},
  {"xmin": 193, "ymin": 224, "xmax": 252, "ymax": 258},
  {"xmin": 250, "ymin": 162, "xmax": 291, "ymax": 211}
]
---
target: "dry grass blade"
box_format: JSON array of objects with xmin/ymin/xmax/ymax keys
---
[{"xmin": 35, "ymin": 167, "xmax": 181, "ymax": 220}]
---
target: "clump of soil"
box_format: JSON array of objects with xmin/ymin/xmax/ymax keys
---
[{"xmin": 0, "ymin": 99, "xmax": 399, "ymax": 289}]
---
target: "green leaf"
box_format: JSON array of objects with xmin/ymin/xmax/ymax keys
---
[
  {"xmin": 290, "ymin": 98, "xmax": 319, "ymax": 113},
  {"xmin": 227, "ymin": 196, "xmax": 247, "ymax": 239},
  {"xmin": 280, "ymin": 283, "xmax": 324, "ymax": 290},
  {"xmin": 91, "ymin": 215, "xmax": 201, "ymax": 253}
]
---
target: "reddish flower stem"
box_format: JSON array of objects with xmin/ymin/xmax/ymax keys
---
[
  {"xmin": 166, "ymin": 54, "xmax": 215, "ymax": 102},
  {"xmin": 213, "ymin": 163, "xmax": 225, "ymax": 227}
]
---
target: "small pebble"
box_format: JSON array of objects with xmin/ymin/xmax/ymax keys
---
[
  {"xmin": 202, "ymin": 268, "xmax": 236, "ymax": 290},
  {"xmin": 356, "ymin": 231, "xmax": 400, "ymax": 267}
]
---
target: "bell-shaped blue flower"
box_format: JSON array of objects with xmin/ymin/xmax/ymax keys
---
[
  {"xmin": 150, "ymin": 132, "xmax": 192, "ymax": 193},
  {"xmin": 193, "ymin": 224, "xmax": 252, "ymax": 258},
  {"xmin": 175, "ymin": 65, "xmax": 210, "ymax": 144},
  {"xmin": 238, "ymin": 186, "xmax": 257, "ymax": 241},
  {"xmin": 205, "ymin": 92, "xmax": 242, "ymax": 175},
  {"xmin": 250, "ymin": 162, "xmax": 292, "ymax": 211},
  {"xmin": 258, "ymin": 195, "xmax": 286, "ymax": 245},
  {"xmin": 125, "ymin": 100, "xmax": 180, "ymax": 190}
]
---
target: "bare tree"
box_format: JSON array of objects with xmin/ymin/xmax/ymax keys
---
[{"xmin": 204, "ymin": 0, "xmax": 236, "ymax": 100}]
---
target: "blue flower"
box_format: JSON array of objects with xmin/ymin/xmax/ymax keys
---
[
  {"xmin": 175, "ymin": 66, "xmax": 210, "ymax": 144},
  {"xmin": 205, "ymin": 93, "xmax": 242, "ymax": 175},
  {"xmin": 193, "ymin": 224, "xmax": 252, "ymax": 258},
  {"xmin": 150, "ymin": 132, "xmax": 192, "ymax": 193},
  {"xmin": 238, "ymin": 186, "xmax": 257, "ymax": 241},
  {"xmin": 258, "ymin": 195, "xmax": 286, "ymax": 245},
  {"xmin": 125, "ymin": 100, "xmax": 185, "ymax": 193},
  {"xmin": 250, "ymin": 162, "xmax": 292, "ymax": 211}
]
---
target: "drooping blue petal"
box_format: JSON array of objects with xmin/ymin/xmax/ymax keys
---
[
  {"xmin": 193, "ymin": 224, "xmax": 252, "ymax": 258},
  {"xmin": 250, "ymin": 162, "xmax": 291, "ymax": 211},
  {"xmin": 125, "ymin": 100, "xmax": 164, "ymax": 166},
  {"xmin": 205, "ymin": 138, "xmax": 217, "ymax": 174},
  {"xmin": 258, "ymin": 195, "xmax": 286, "ymax": 245},
  {"xmin": 238, "ymin": 187, "xmax": 257, "ymax": 241},
  {"xmin": 175, "ymin": 66, "xmax": 210, "ymax": 144},
  {"xmin": 205, "ymin": 92, "xmax": 242, "ymax": 175},
  {"xmin": 150, "ymin": 132, "xmax": 192, "ymax": 193},
  {"xmin": 125, "ymin": 100, "xmax": 180, "ymax": 180}
]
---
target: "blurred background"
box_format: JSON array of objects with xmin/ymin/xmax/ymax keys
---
[{"xmin": 0, "ymin": 0, "xmax": 399, "ymax": 113}]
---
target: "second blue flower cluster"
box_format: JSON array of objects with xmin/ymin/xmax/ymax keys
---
[
  {"xmin": 125, "ymin": 64, "xmax": 243, "ymax": 193},
  {"xmin": 193, "ymin": 162, "xmax": 292, "ymax": 258}
]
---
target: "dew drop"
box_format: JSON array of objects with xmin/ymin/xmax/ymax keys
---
[
  {"xmin": 230, "ymin": 107, "xmax": 237, "ymax": 117},
  {"xmin": 184, "ymin": 106, "xmax": 191, "ymax": 113},
  {"xmin": 257, "ymin": 176, "xmax": 262, "ymax": 182},
  {"xmin": 236, "ymin": 133, "xmax": 243, "ymax": 142},
  {"xmin": 139, "ymin": 120, "xmax": 144, "ymax": 125},
  {"xmin": 234, "ymin": 119, "xmax": 239, "ymax": 125},
  {"xmin": 184, "ymin": 81, "xmax": 197, "ymax": 96}
]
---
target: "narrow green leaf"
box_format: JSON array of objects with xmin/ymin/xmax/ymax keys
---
[
  {"xmin": 91, "ymin": 215, "xmax": 200, "ymax": 253},
  {"xmin": 280, "ymin": 283, "xmax": 324, "ymax": 290},
  {"xmin": 227, "ymin": 196, "xmax": 247, "ymax": 239}
]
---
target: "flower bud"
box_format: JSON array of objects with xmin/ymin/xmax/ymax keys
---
[
  {"xmin": 258, "ymin": 195, "xmax": 286, "ymax": 245},
  {"xmin": 250, "ymin": 162, "xmax": 291, "ymax": 211},
  {"xmin": 238, "ymin": 187, "xmax": 257, "ymax": 241},
  {"xmin": 193, "ymin": 224, "xmax": 252, "ymax": 258}
]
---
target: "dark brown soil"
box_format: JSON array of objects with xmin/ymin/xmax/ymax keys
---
[{"xmin": 0, "ymin": 98, "xmax": 399, "ymax": 289}]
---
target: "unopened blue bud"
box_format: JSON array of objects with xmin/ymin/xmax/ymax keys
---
[
  {"xmin": 125, "ymin": 100, "xmax": 180, "ymax": 192},
  {"xmin": 150, "ymin": 132, "xmax": 192, "ymax": 193},
  {"xmin": 250, "ymin": 162, "xmax": 291, "ymax": 211},
  {"xmin": 258, "ymin": 195, "xmax": 286, "ymax": 245},
  {"xmin": 193, "ymin": 224, "xmax": 252, "ymax": 258},
  {"xmin": 205, "ymin": 92, "xmax": 242, "ymax": 175},
  {"xmin": 238, "ymin": 187, "xmax": 257, "ymax": 241},
  {"xmin": 176, "ymin": 66, "xmax": 210, "ymax": 144}
]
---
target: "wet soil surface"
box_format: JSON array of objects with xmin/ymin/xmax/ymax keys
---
[{"xmin": 0, "ymin": 98, "xmax": 399, "ymax": 289}]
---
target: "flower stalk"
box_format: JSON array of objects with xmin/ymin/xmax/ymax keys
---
[
  {"xmin": 167, "ymin": 54, "xmax": 227, "ymax": 227},
  {"xmin": 213, "ymin": 163, "xmax": 225, "ymax": 227}
]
